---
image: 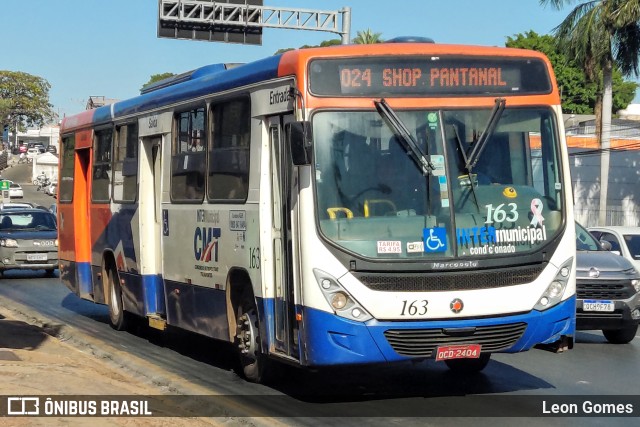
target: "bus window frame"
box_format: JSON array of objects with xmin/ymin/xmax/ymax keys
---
[
  {"xmin": 112, "ymin": 122, "xmax": 139, "ymax": 204},
  {"xmin": 170, "ymin": 106, "xmax": 207, "ymax": 203},
  {"xmin": 91, "ymin": 126, "xmax": 113, "ymax": 204},
  {"xmin": 58, "ymin": 134, "xmax": 76, "ymax": 204},
  {"xmin": 207, "ymin": 96, "xmax": 251, "ymax": 204}
]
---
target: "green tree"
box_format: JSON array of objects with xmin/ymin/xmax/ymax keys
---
[
  {"xmin": 0, "ymin": 71, "xmax": 54, "ymax": 137},
  {"xmin": 506, "ymin": 30, "xmax": 636, "ymax": 113},
  {"xmin": 541, "ymin": 0, "xmax": 640, "ymax": 224},
  {"xmin": 274, "ymin": 38, "xmax": 342, "ymax": 55},
  {"xmin": 140, "ymin": 72, "xmax": 176, "ymax": 92},
  {"xmin": 353, "ymin": 29, "xmax": 383, "ymax": 44}
]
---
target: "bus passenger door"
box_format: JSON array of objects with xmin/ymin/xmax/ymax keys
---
[
  {"xmin": 269, "ymin": 116, "xmax": 298, "ymax": 358},
  {"xmin": 139, "ymin": 137, "xmax": 165, "ymax": 324}
]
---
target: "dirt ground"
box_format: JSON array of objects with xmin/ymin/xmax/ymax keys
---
[{"xmin": 0, "ymin": 306, "xmax": 239, "ymax": 427}]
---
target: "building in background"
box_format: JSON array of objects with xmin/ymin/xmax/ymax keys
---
[{"xmin": 563, "ymin": 108, "xmax": 640, "ymax": 227}]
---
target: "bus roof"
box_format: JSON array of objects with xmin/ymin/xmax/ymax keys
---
[{"xmin": 61, "ymin": 42, "xmax": 557, "ymax": 133}]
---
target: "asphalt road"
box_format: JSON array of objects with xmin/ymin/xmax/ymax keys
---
[{"xmin": 1, "ymin": 160, "xmax": 639, "ymax": 424}]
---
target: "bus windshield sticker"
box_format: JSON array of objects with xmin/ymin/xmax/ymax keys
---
[
  {"xmin": 530, "ymin": 199, "xmax": 545, "ymax": 227},
  {"xmin": 423, "ymin": 227, "xmax": 448, "ymax": 253},
  {"xmin": 377, "ymin": 241, "xmax": 402, "ymax": 254},
  {"xmin": 430, "ymin": 155, "xmax": 445, "ymax": 176},
  {"xmin": 407, "ymin": 241, "xmax": 424, "ymax": 253},
  {"xmin": 427, "ymin": 112, "xmax": 438, "ymax": 130}
]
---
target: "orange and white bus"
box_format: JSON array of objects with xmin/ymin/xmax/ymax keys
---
[{"xmin": 59, "ymin": 38, "xmax": 576, "ymax": 382}]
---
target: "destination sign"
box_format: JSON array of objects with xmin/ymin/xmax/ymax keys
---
[{"xmin": 309, "ymin": 56, "xmax": 551, "ymax": 97}]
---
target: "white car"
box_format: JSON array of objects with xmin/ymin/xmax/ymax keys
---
[
  {"xmin": 9, "ymin": 182, "xmax": 23, "ymax": 198},
  {"xmin": 0, "ymin": 180, "xmax": 24, "ymax": 199},
  {"xmin": 588, "ymin": 226, "xmax": 640, "ymax": 270}
]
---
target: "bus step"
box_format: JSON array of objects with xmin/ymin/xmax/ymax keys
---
[{"xmin": 148, "ymin": 315, "xmax": 167, "ymax": 331}]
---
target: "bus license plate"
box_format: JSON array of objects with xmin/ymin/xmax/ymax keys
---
[
  {"xmin": 583, "ymin": 300, "xmax": 614, "ymax": 312},
  {"xmin": 435, "ymin": 344, "xmax": 482, "ymax": 361},
  {"xmin": 27, "ymin": 253, "xmax": 48, "ymax": 262}
]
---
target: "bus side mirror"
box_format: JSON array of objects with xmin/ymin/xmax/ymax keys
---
[{"xmin": 285, "ymin": 121, "xmax": 312, "ymax": 166}]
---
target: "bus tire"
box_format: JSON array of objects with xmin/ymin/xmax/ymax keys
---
[
  {"xmin": 106, "ymin": 266, "xmax": 128, "ymax": 331},
  {"xmin": 444, "ymin": 353, "xmax": 491, "ymax": 373},
  {"xmin": 234, "ymin": 297, "xmax": 271, "ymax": 383},
  {"xmin": 602, "ymin": 325, "xmax": 638, "ymax": 344}
]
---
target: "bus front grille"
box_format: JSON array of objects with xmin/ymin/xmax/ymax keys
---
[
  {"xmin": 355, "ymin": 265, "xmax": 545, "ymax": 292},
  {"xmin": 383, "ymin": 322, "xmax": 528, "ymax": 357}
]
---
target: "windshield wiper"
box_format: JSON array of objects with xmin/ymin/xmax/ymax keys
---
[
  {"xmin": 374, "ymin": 98, "xmax": 435, "ymax": 176},
  {"xmin": 450, "ymin": 123, "xmax": 481, "ymax": 210},
  {"xmin": 466, "ymin": 98, "xmax": 506, "ymax": 172}
]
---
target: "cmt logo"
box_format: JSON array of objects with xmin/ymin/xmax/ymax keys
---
[{"xmin": 194, "ymin": 227, "xmax": 221, "ymax": 262}]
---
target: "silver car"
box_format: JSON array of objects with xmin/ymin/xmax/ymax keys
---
[
  {"xmin": 588, "ymin": 226, "xmax": 640, "ymax": 271},
  {"xmin": 575, "ymin": 222, "xmax": 640, "ymax": 343},
  {"xmin": 0, "ymin": 209, "xmax": 58, "ymax": 277}
]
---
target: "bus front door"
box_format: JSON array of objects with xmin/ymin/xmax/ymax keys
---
[{"xmin": 268, "ymin": 116, "xmax": 298, "ymax": 360}]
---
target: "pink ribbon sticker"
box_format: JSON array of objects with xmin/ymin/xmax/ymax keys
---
[{"xmin": 530, "ymin": 198, "xmax": 544, "ymax": 227}]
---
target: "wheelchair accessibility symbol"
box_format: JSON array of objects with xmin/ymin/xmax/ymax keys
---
[{"xmin": 423, "ymin": 227, "xmax": 447, "ymax": 253}]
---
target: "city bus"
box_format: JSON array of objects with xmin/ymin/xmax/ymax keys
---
[{"xmin": 59, "ymin": 38, "xmax": 576, "ymax": 383}]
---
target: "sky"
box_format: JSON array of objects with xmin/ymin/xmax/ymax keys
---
[{"xmin": 0, "ymin": 0, "xmax": 620, "ymax": 119}]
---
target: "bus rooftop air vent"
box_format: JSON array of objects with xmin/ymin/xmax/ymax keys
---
[{"xmin": 385, "ymin": 36, "xmax": 435, "ymax": 43}]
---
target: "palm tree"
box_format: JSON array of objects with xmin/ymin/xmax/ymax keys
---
[
  {"xmin": 540, "ymin": 0, "xmax": 640, "ymax": 224},
  {"xmin": 353, "ymin": 29, "xmax": 383, "ymax": 44}
]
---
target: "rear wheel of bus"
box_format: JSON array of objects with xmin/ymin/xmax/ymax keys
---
[
  {"xmin": 444, "ymin": 353, "xmax": 491, "ymax": 373},
  {"xmin": 106, "ymin": 264, "xmax": 128, "ymax": 331}
]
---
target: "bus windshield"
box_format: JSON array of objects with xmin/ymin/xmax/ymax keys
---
[{"xmin": 313, "ymin": 106, "xmax": 563, "ymax": 259}]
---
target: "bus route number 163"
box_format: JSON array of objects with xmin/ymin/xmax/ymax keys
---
[{"xmin": 435, "ymin": 344, "xmax": 482, "ymax": 361}]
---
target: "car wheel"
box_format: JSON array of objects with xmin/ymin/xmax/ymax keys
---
[
  {"xmin": 444, "ymin": 353, "xmax": 491, "ymax": 373},
  {"xmin": 602, "ymin": 325, "xmax": 638, "ymax": 344}
]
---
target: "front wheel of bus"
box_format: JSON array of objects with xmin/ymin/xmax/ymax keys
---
[
  {"xmin": 235, "ymin": 300, "xmax": 271, "ymax": 383},
  {"xmin": 444, "ymin": 353, "xmax": 491, "ymax": 373},
  {"xmin": 106, "ymin": 267, "xmax": 127, "ymax": 331}
]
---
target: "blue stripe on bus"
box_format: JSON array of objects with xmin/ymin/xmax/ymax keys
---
[
  {"xmin": 112, "ymin": 55, "xmax": 283, "ymax": 119},
  {"xmin": 142, "ymin": 274, "xmax": 166, "ymax": 316},
  {"xmin": 297, "ymin": 296, "xmax": 576, "ymax": 366},
  {"xmin": 76, "ymin": 262, "xmax": 94, "ymax": 300}
]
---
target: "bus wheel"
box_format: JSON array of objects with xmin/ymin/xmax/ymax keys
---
[
  {"xmin": 602, "ymin": 325, "xmax": 638, "ymax": 344},
  {"xmin": 235, "ymin": 300, "xmax": 270, "ymax": 383},
  {"xmin": 444, "ymin": 353, "xmax": 491, "ymax": 373},
  {"xmin": 106, "ymin": 266, "xmax": 128, "ymax": 331}
]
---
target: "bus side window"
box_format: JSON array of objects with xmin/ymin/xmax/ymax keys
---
[
  {"xmin": 171, "ymin": 107, "xmax": 206, "ymax": 202},
  {"xmin": 208, "ymin": 98, "xmax": 250, "ymax": 203}
]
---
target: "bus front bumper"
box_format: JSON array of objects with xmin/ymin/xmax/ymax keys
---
[{"xmin": 297, "ymin": 296, "xmax": 576, "ymax": 366}]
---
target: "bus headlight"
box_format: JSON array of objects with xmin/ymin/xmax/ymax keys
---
[
  {"xmin": 534, "ymin": 258, "xmax": 573, "ymax": 311},
  {"xmin": 314, "ymin": 269, "xmax": 373, "ymax": 322}
]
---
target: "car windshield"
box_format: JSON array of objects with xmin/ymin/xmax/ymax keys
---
[
  {"xmin": 0, "ymin": 211, "xmax": 57, "ymax": 231},
  {"xmin": 313, "ymin": 107, "xmax": 564, "ymax": 260},
  {"xmin": 624, "ymin": 234, "xmax": 640, "ymax": 260},
  {"xmin": 576, "ymin": 222, "xmax": 600, "ymax": 251}
]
